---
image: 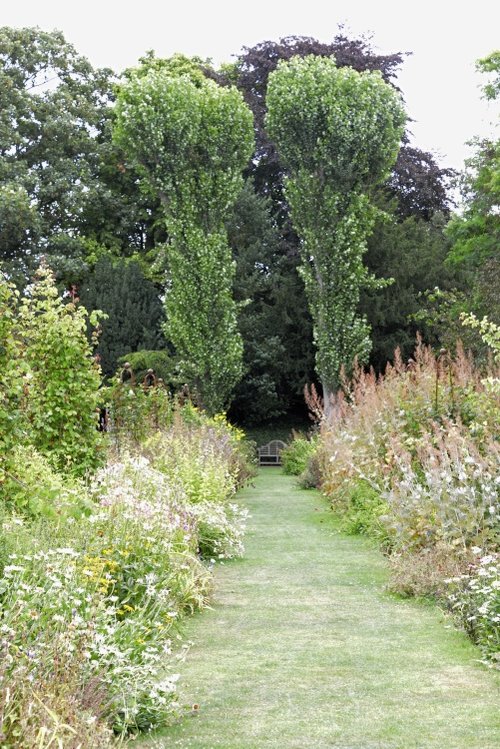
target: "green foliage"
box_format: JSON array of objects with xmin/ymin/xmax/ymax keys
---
[
  {"xmin": 477, "ymin": 50, "xmax": 500, "ymax": 101},
  {"xmin": 0, "ymin": 269, "xmax": 105, "ymax": 524},
  {"xmin": 266, "ymin": 57, "xmax": 405, "ymax": 187},
  {"xmin": 165, "ymin": 227, "xmax": 244, "ymax": 414},
  {"xmin": 0, "ymin": 27, "xmax": 115, "ymax": 282},
  {"xmin": 16, "ymin": 265, "xmax": 104, "ymax": 475},
  {"xmin": 0, "ymin": 27, "xmax": 165, "ymax": 287},
  {"xmin": 108, "ymin": 378, "xmax": 174, "ymax": 445},
  {"xmin": 242, "ymin": 417, "xmax": 310, "ymax": 448},
  {"xmin": 3, "ymin": 445, "xmax": 91, "ymax": 519},
  {"xmin": 266, "ymin": 56, "xmax": 405, "ymax": 404},
  {"xmin": 114, "ymin": 66, "xmax": 254, "ymax": 413},
  {"xmin": 281, "ymin": 434, "xmax": 317, "ymax": 476},
  {"xmin": 107, "ymin": 382, "xmax": 257, "ymax": 488},
  {"xmin": 226, "ymin": 35, "xmax": 453, "ymax": 421},
  {"xmin": 114, "ymin": 70, "xmax": 253, "ymax": 214},
  {"xmin": 411, "ymin": 287, "xmax": 477, "ymax": 356},
  {"xmin": 333, "ymin": 479, "xmax": 390, "ymax": 541},
  {"xmin": 361, "ymin": 209, "xmax": 458, "ymax": 370},
  {"xmin": 0, "ymin": 276, "xmax": 21, "ymax": 471},
  {"xmin": 461, "ymin": 313, "xmax": 500, "ymax": 361},
  {"xmin": 79, "ymin": 255, "xmax": 166, "ymax": 377},
  {"xmin": 0, "ymin": 28, "xmax": 460, "ymax": 423},
  {"xmin": 118, "ymin": 349, "xmax": 176, "ymax": 384},
  {"xmin": 0, "ymin": 184, "xmax": 40, "ymax": 258},
  {"xmin": 446, "ymin": 138, "xmax": 500, "ymax": 271},
  {"xmin": 445, "ymin": 51, "xmax": 500, "ymax": 338},
  {"xmin": 124, "ymin": 50, "xmax": 210, "ymax": 86}
]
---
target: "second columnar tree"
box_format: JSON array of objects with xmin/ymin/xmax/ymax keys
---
[
  {"xmin": 114, "ymin": 64, "xmax": 254, "ymax": 413},
  {"xmin": 266, "ymin": 55, "xmax": 405, "ymax": 416}
]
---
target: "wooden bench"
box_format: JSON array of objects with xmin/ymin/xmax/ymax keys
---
[{"xmin": 257, "ymin": 440, "xmax": 287, "ymax": 466}]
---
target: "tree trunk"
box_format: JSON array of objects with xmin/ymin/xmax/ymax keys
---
[
  {"xmin": 322, "ymin": 381, "xmax": 342, "ymax": 424},
  {"xmin": 322, "ymin": 381, "xmax": 334, "ymax": 423}
]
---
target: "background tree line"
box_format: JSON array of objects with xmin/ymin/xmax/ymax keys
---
[{"xmin": 0, "ymin": 26, "xmax": 496, "ymax": 425}]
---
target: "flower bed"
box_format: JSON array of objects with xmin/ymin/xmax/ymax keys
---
[
  {"xmin": 300, "ymin": 340, "xmax": 500, "ymax": 667},
  {"xmin": 0, "ymin": 413, "xmax": 253, "ymax": 746}
]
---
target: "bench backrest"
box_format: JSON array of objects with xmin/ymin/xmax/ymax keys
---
[{"xmin": 257, "ymin": 440, "xmax": 287, "ymax": 465}]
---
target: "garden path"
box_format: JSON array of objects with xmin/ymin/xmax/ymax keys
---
[{"xmin": 145, "ymin": 469, "xmax": 499, "ymax": 749}]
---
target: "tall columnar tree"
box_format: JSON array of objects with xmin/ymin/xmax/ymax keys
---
[
  {"xmin": 114, "ymin": 67, "xmax": 254, "ymax": 413},
  {"xmin": 266, "ymin": 56, "xmax": 405, "ymax": 416}
]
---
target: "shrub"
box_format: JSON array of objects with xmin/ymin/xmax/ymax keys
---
[
  {"xmin": 0, "ymin": 276, "xmax": 23, "ymax": 491},
  {"xmin": 332, "ymin": 480, "xmax": 391, "ymax": 544},
  {"xmin": 298, "ymin": 449, "xmax": 323, "ymax": 489},
  {"xmin": 0, "ymin": 645, "xmax": 115, "ymax": 749},
  {"xmin": 108, "ymin": 385, "xmax": 257, "ymax": 489},
  {"xmin": 117, "ymin": 349, "xmax": 177, "ymax": 387},
  {"xmin": 383, "ymin": 423, "xmax": 499, "ymax": 553},
  {"xmin": 318, "ymin": 342, "xmax": 499, "ymax": 545},
  {"xmin": 281, "ymin": 433, "xmax": 318, "ymax": 476},
  {"xmin": 108, "ymin": 376, "xmax": 174, "ymax": 444},
  {"xmin": 0, "ymin": 264, "xmax": 253, "ymax": 740},
  {"xmin": 192, "ymin": 501, "xmax": 248, "ymax": 560},
  {"xmin": 16, "ymin": 265, "xmax": 105, "ymax": 476},
  {"xmin": 2, "ymin": 445, "xmax": 91, "ymax": 519}
]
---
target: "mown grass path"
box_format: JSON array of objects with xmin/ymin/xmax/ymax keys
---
[{"xmin": 146, "ymin": 469, "xmax": 499, "ymax": 748}]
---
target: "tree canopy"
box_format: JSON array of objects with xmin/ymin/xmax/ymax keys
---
[{"xmin": 0, "ymin": 26, "xmax": 472, "ymax": 425}]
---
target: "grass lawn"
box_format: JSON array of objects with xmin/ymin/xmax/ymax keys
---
[{"xmin": 141, "ymin": 470, "xmax": 500, "ymax": 749}]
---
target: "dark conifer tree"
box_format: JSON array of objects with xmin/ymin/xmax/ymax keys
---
[{"xmin": 79, "ymin": 256, "xmax": 166, "ymax": 377}]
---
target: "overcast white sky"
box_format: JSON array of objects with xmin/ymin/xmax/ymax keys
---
[{"xmin": 1, "ymin": 1, "xmax": 499, "ymax": 171}]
